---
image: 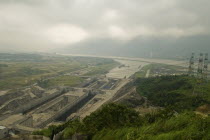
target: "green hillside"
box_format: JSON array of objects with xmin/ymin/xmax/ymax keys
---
[{"xmin": 136, "ymin": 75, "xmax": 210, "ymax": 112}]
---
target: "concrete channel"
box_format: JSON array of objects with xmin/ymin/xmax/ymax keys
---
[
  {"xmin": 35, "ymin": 92, "xmax": 95, "ymax": 128},
  {"xmin": 13, "ymin": 88, "xmax": 70, "ymax": 114}
]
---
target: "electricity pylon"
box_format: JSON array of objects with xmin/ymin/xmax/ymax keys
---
[
  {"xmin": 203, "ymin": 53, "xmax": 208, "ymax": 81},
  {"xmin": 188, "ymin": 53, "xmax": 195, "ymax": 76}
]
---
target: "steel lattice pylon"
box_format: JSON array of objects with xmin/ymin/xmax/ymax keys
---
[
  {"xmin": 203, "ymin": 53, "xmax": 208, "ymax": 81},
  {"xmin": 188, "ymin": 53, "xmax": 195, "ymax": 76},
  {"xmin": 197, "ymin": 53, "xmax": 204, "ymax": 79}
]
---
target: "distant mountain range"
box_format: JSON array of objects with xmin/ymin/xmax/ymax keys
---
[{"xmin": 59, "ymin": 35, "xmax": 210, "ymax": 60}]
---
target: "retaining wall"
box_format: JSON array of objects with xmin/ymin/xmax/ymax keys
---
[{"xmin": 14, "ymin": 89, "xmax": 67, "ymax": 114}]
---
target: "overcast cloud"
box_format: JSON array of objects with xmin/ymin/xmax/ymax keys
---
[{"xmin": 0, "ymin": 0, "xmax": 209, "ymax": 52}]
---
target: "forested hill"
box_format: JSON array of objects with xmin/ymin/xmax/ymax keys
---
[
  {"xmin": 33, "ymin": 75, "xmax": 210, "ymax": 140},
  {"xmin": 136, "ymin": 75, "xmax": 210, "ymax": 112}
]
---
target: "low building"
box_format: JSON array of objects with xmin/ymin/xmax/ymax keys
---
[{"xmin": 0, "ymin": 126, "xmax": 9, "ymax": 139}]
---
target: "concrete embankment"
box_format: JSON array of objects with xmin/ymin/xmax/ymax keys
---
[
  {"xmin": 13, "ymin": 89, "xmax": 69, "ymax": 114},
  {"xmin": 36, "ymin": 92, "xmax": 95, "ymax": 128}
]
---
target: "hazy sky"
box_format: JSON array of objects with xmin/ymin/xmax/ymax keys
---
[{"xmin": 0, "ymin": 0, "xmax": 209, "ymax": 52}]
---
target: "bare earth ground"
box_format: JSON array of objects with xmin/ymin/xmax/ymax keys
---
[{"xmin": 0, "ymin": 90, "xmax": 9, "ymax": 96}]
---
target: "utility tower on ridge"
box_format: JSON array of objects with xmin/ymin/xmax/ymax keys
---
[
  {"xmin": 197, "ymin": 53, "xmax": 204, "ymax": 79},
  {"xmin": 191, "ymin": 53, "xmax": 209, "ymax": 95},
  {"xmin": 203, "ymin": 53, "xmax": 209, "ymax": 81},
  {"xmin": 188, "ymin": 53, "xmax": 195, "ymax": 76}
]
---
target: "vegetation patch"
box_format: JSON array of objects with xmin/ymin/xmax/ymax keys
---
[
  {"xmin": 0, "ymin": 53, "xmax": 118, "ymax": 90},
  {"xmin": 84, "ymin": 61, "xmax": 119, "ymax": 76},
  {"xmin": 37, "ymin": 76, "xmax": 83, "ymax": 88},
  {"xmin": 134, "ymin": 64, "xmax": 185, "ymax": 78},
  {"xmin": 33, "ymin": 103, "xmax": 210, "ymax": 140},
  {"xmin": 136, "ymin": 75, "xmax": 210, "ymax": 112}
]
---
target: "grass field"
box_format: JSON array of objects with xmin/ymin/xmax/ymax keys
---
[{"xmin": 37, "ymin": 75, "xmax": 84, "ymax": 88}]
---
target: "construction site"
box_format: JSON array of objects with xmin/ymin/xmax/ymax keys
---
[
  {"xmin": 0, "ymin": 58, "xmax": 150, "ymax": 134},
  {"xmin": 0, "ymin": 55, "xmax": 208, "ymax": 137},
  {"xmin": 0, "ymin": 78, "xmax": 123, "ymax": 132}
]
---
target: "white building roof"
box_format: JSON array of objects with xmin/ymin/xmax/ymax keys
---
[{"xmin": 0, "ymin": 126, "xmax": 6, "ymax": 129}]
